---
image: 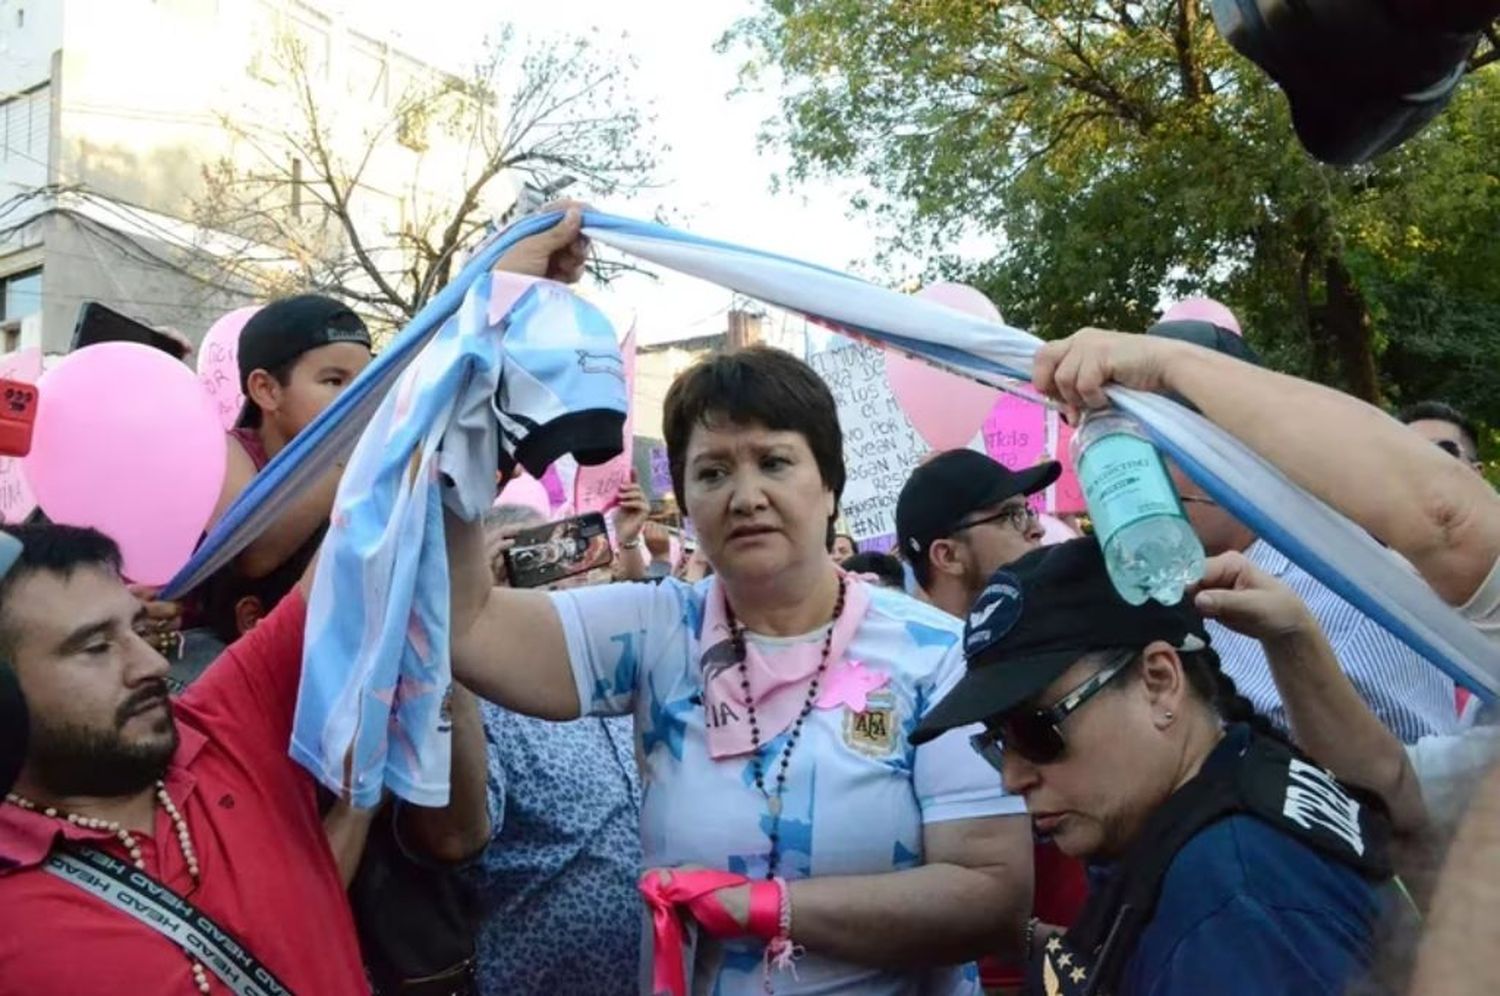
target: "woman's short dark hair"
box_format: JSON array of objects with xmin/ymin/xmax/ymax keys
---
[{"xmin": 662, "ymin": 346, "xmax": 845, "ymax": 523}]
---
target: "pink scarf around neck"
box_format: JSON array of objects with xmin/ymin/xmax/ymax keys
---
[{"xmin": 699, "ymin": 573, "xmax": 874, "ymax": 759}]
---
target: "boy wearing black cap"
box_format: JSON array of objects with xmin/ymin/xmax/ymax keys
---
[
  {"xmin": 912, "ymin": 539, "xmax": 1394, "ymax": 996},
  {"xmin": 209, "ymin": 293, "xmax": 374, "ymax": 582},
  {"xmin": 896, "ymin": 450, "xmax": 1082, "ymax": 989},
  {"xmin": 895, "ymin": 449, "xmax": 1059, "ymax": 619}
]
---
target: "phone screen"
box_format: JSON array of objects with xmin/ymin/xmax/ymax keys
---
[{"xmin": 502, "ymin": 512, "xmax": 614, "ymax": 589}]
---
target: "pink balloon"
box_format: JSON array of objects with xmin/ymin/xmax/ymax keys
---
[
  {"xmin": 915, "ymin": 281, "xmax": 1004, "ymax": 323},
  {"xmin": 0, "ymin": 348, "xmax": 43, "ymax": 523},
  {"xmin": 24, "ymin": 342, "xmax": 227, "ymax": 584},
  {"xmin": 1161, "ymin": 297, "xmax": 1241, "ymax": 336},
  {"xmin": 885, "ymin": 283, "xmax": 1003, "ymax": 450},
  {"xmin": 539, "ymin": 464, "xmax": 568, "ymax": 509},
  {"xmin": 495, "ymin": 472, "xmax": 551, "ymax": 517},
  {"xmin": 196, "ymin": 306, "xmax": 259, "ymax": 430}
]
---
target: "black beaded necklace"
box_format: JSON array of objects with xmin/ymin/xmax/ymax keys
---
[{"xmin": 725, "ymin": 575, "xmax": 848, "ymax": 880}]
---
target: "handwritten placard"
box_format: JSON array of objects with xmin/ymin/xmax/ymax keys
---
[
  {"xmin": 194, "ymin": 306, "xmax": 258, "ymax": 431},
  {"xmin": 807, "ymin": 339, "xmax": 932, "ymax": 543},
  {"xmin": 0, "ymin": 349, "xmax": 43, "ymax": 522},
  {"xmin": 983, "ymin": 392, "xmax": 1050, "ymax": 510}
]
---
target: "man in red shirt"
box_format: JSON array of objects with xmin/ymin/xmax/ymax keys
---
[
  {"xmin": 0, "ymin": 515, "xmax": 493, "ymax": 994},
  {"xmin": 0, "ymin": 523, "xmax": 369, "ymax": 992}
]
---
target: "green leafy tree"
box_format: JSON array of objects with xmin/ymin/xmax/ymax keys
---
[{"xmin": 725, "ymin": 1, "xmax": 1500, "ymax": 408}]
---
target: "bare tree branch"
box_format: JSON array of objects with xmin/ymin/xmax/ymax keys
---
[{"xmin": 178, "ymin": 25, "xmax": 656, "ymax": 322}]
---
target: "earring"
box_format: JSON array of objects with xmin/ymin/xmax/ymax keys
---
[{"xmin": 1163, "ymin": 710, "xmax": 1174, "ymax": 722}]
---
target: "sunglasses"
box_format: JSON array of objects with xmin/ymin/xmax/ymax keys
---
[{"xmin": 970, "ymin": 648, "xmax": 1137, "ymax": 770}]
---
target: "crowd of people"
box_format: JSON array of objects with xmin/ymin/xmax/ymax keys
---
[{"xmin": 1, "ymin": 203, "xmax": 1499, "ymax": 996}]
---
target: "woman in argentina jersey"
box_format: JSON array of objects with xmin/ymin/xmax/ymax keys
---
[{"xmin": 453, "ymin": 346, "xmax": 1033, "ymax": 995}]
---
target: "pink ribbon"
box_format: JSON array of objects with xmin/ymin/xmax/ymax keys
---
[
  {"xmin": 639, "ymin": 869, "xmax": 748, "ymax": 996},
  {"xmin": 639, "ymin": 869, "xmax": 786, "ymax": 996}
]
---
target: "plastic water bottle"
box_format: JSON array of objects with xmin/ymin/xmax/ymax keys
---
[{"xmin": 1070, "ymin": 408, "xmax": 1204, "ymax": 606}]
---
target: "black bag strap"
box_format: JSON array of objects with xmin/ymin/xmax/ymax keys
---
[{"xmin": 43, "ymin": 845, "xmax": 295, "ymax": 996}]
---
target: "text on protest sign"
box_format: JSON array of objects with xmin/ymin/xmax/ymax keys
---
[{"xmin": 807, "ymin": 339, "xmax": 932, "ymax": 544}]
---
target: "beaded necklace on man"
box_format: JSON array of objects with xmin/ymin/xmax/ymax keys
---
[
  {"xmin": 6, "ymin": 781, "xmax": 211, "ymax": 994},
  {"xmin": 724, "ymin": 575, "xmax": 848, "ymax": 880}
]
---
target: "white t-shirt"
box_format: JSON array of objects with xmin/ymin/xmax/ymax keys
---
[
  {"xmin": 552, "ymin": 578, "xmax": 1025, "ymax": 996},
  {"xmin": 1461, "ymin": 554, "xmax": 1500, "ymax": 646}
]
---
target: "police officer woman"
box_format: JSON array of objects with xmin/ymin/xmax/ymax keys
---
[{"xmin": 913, "ymin": 538, "xmax": 1396, "ymax": 995}]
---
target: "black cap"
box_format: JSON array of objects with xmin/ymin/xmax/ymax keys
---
[
  {"xmin": 1147, "ymin": 319, "xmax": 1261, "ymax": 365},
  {"xmin": 896, "ymin": 450, "xmax": 1060, "ymax": 564},
  {"xmin": 235, "ymin": 294, "xmax": 371, "ymax": 426},
  {"xmin": 1147, "ymin": 320, "xmax": 1262, "ymax": 412},
  {"xmin": 910, "ymin": 537, "xmax": 1208, "ymax": 745}
]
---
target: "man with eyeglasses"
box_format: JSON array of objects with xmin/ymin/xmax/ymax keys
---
[
  {"xmin": 896, "ymin": 449, "xmax": 1059, "ymax": 620},
  {"xmin": 895, "ymin": 449, "xmax": 1077, "ymax": 989},
  {"xmin": 910, "ymin": 538, "xmax": 1395, "ymax": 996}
]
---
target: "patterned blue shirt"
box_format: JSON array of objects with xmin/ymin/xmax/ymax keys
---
[
  {"xmin": 1208, "ymin": 540, "xmax": 1459, "ymax": 744},
  {"xmin": 552, "ymin": 577, "xmax": 1020, "ymax": 995},
  {"xmin": 461, "ymin": 704, "xmax": 642, "ymax": 995}
]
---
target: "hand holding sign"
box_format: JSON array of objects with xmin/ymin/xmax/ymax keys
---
[{"xmin": 612, "ymin": 477, "xmax": 649, "ymax": 548}]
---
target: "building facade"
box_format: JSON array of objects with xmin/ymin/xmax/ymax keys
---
[{"xmin": 0, "ymin": 0, "xmax": 518, "ymax": 355}]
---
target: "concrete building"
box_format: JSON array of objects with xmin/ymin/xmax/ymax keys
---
[
  {"xmin": 633, "ymin": 307, "xmax": 813, "ymax": 441},
  {"xmin": 0, "ymin": 0, "xmax": 518, "ymax": 356}
]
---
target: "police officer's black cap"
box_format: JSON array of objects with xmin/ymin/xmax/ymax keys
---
[{"xmin": 910, "ymin": 537, "xmax": 1208, "ymax": 745}]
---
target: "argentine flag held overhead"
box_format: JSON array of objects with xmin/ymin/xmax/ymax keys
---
[{"xmin": 166, "ymin": 209, "xmax": 1500, "ymax": 803}]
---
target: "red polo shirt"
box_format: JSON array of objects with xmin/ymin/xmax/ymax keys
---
[{"xmin": 0, "ymin": 592, "xmax": 369, "ymax": 995}]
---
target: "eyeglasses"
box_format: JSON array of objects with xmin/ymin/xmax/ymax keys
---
[
  {"xmin": 954, "ymin": 502, "xmax": 1039, "ymax": 536},
  {"xmin": 969, "ymin": 648, "xmax": 1137, "ymax": 770}
]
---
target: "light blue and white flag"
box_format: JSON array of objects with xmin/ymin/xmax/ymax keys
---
[
  {"xmin": 169, "ymin": 208, "xmax": 1500, "ymax": 805},
  {"xmin": 290, "ymin": 272, "xmax": 626, "ymax": 806},
  {"xmin": 578, "ymin": 212, "xmax": 1500, "ymax": 703}
]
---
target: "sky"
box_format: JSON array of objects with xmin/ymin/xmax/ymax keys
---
[{"xmin": 368, "ymin": 0, "xmax": 884, "ymax": 344}]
